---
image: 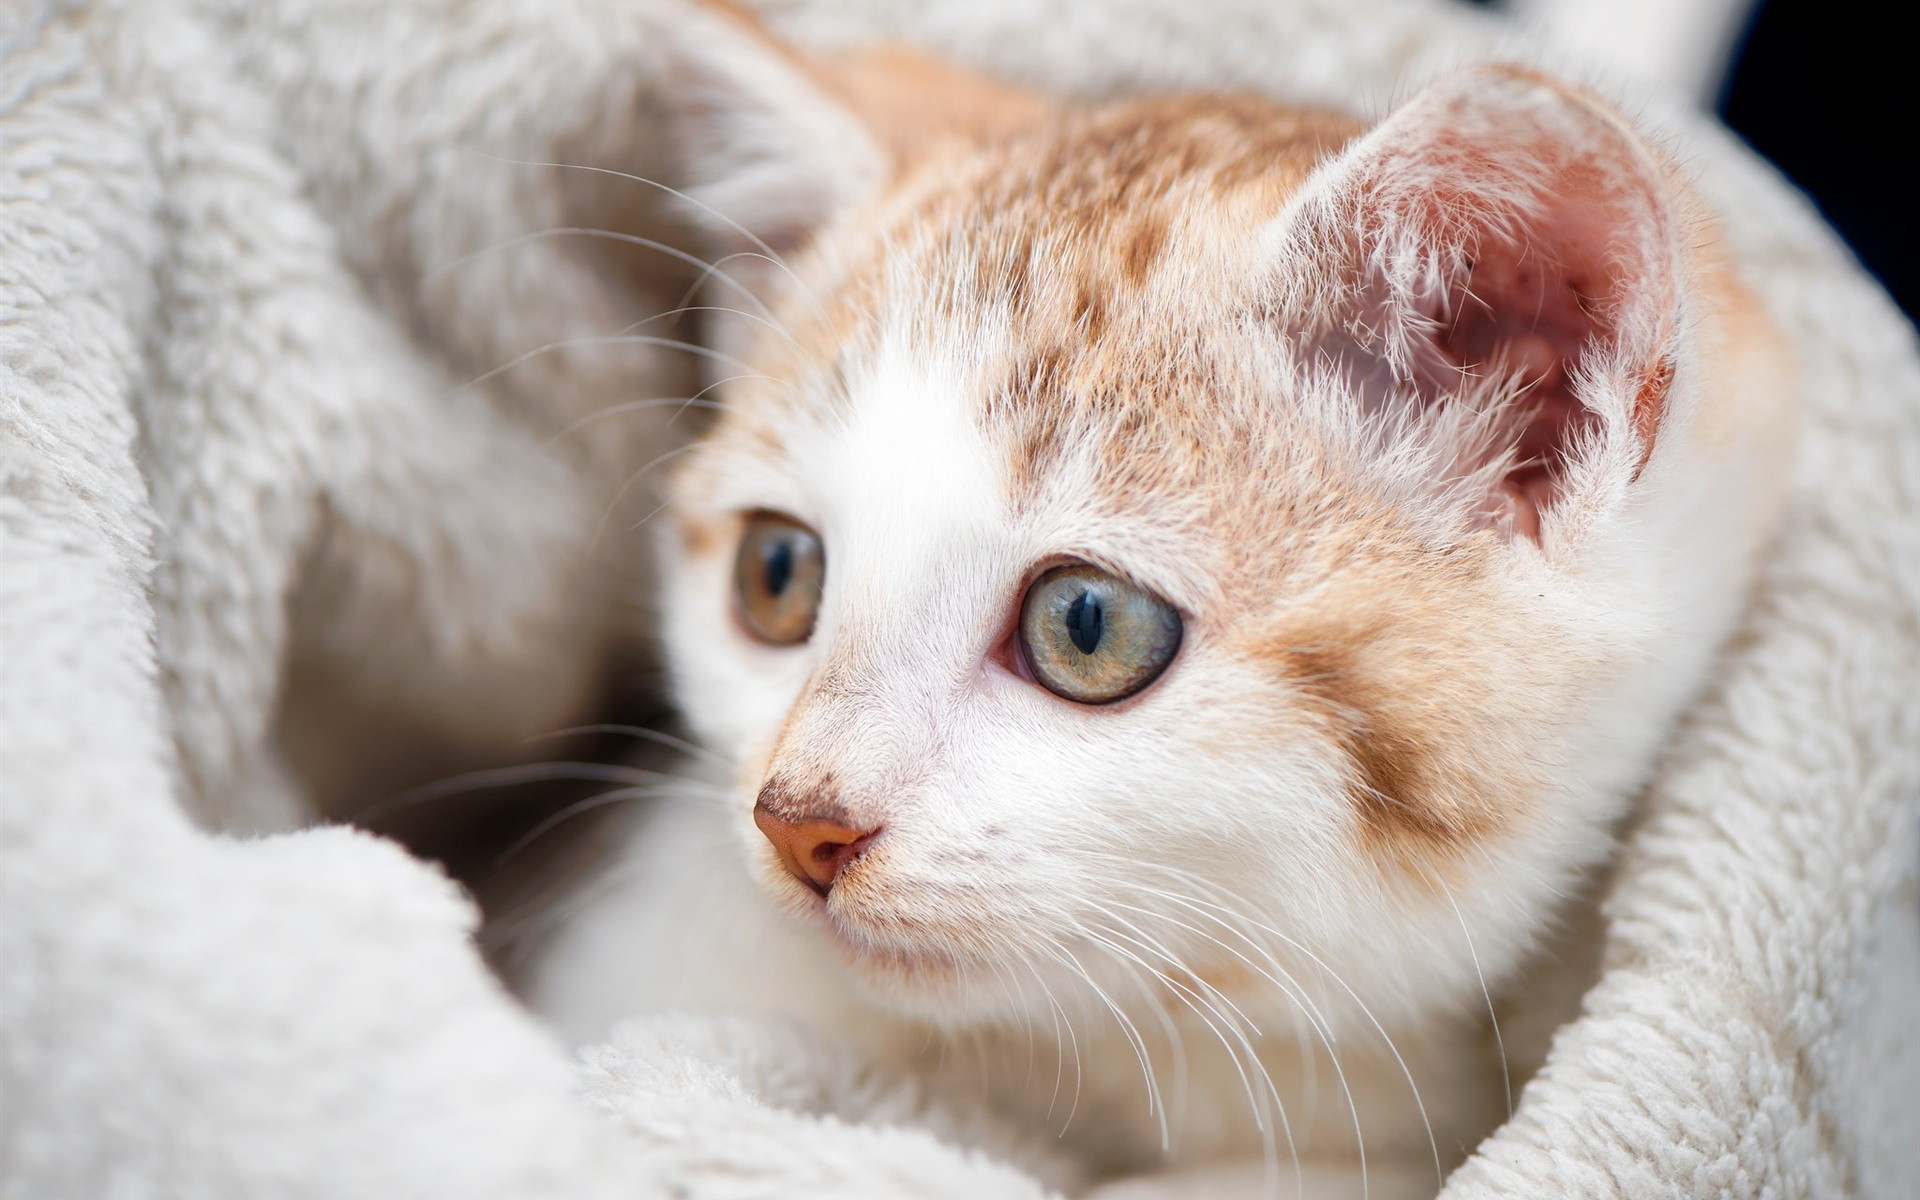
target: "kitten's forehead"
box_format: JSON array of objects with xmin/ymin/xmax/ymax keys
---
[
  {"xmin": 898, "ymin": 94, "xmax": 1362, "ymax": 459},
  {"xmin": 701, "ymin": 95, "xmax": 1373, "ymax": 583}
]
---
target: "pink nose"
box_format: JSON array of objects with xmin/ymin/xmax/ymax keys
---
[{"xmin": 753, "ymin": 801, "xmax": 880, "ymax": 896}]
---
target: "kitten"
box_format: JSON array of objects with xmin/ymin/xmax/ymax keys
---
[{"xmin": 533, "ymin": 6, "xmax": 1797, "ymax": 1195}]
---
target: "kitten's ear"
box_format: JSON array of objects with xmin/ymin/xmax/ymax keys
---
[
  {"xmin": 652, "ymin": 4, "xmax": 888, "ymax": 276},
  {"xmin": 1279, "ymin": 66, "xmax": 1680, "ymax": 541}
]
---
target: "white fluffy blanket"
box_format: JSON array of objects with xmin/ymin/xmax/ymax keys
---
[{"xmin": 3, "ymin": 1, "xmax": 1915, "ymax": 1196}]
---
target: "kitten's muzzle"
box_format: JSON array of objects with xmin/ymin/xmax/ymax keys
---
[{"xmin": 753, "ymin": 795, "xmax": 881, "ymax": 897}]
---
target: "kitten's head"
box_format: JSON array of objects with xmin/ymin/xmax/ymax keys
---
[{"xmin": 652, "ymin": 10, "xmax": 1791, "ymax": 1033}]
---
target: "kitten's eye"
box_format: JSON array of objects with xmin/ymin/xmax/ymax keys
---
[
  {"xmin": 1018, "ymin": 564, "xmax": 1182, "ymax": 704},
  {"xmin": 734, "ymin": 513, "xmax": 825, "ymax": 645}
]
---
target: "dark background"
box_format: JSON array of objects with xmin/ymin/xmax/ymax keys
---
[{"xmin": 1719, "ymin": 0, "xmax": 1914, "ymax": 320}]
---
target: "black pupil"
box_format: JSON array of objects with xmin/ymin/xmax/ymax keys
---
[
  {"xmin": 762, "ymin": 537, "xmax": 794, "ymax": 598},
  {"xmin": 1065, "ymin": 587, "xmax": 1103, "ymax": 655}
]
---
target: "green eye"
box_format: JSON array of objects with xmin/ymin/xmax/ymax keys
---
[
  {"xmin": 734, "ymin": 513, "xmax": 824, "ymax": 644},
  {"xmin": 1018, "ymin": 564, "xmax": 1182, "ymax": 704}
]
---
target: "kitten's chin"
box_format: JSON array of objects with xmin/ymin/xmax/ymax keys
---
[
  {"xmin": 846, "ymin": 952, "xmax": 1030, "ymax": 1027},
  {"xmin": 761, "ymin": 875, "xmax": 1029, "ymax": 1025}
]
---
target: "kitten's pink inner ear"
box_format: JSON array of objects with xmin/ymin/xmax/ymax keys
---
[
  {"xmin": 1285, "ymin": 67, "xmax": 1679, "ymax": 541},
  {"xmin": 1434, "ymin": 197, "xmax": 1628, "ymax": 533}
]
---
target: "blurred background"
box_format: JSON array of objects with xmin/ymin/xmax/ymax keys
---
[{"xmin": 1718, "ymin": 0, "xmax": 1913, "ymax": 320}]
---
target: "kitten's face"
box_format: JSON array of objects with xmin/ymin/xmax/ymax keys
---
[{"xmin": 655, "ymin": 22, "xmax": 1790, "ymax": 1034}]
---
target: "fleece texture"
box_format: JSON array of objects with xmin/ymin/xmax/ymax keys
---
[{"xmin": 3, "ymin": 0, "xmax": 1915, "ymax": 1197}]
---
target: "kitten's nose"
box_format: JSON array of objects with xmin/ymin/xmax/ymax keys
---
[{"xmin": 753, "ymin": 797, "xmax": 880, "ymax": 896}]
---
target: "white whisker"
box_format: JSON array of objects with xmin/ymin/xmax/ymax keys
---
[
  {"xmin": 1132, "ymin": 872, "xmax": 1443, "ymax": 1194},
  {"xmin": 366, "ymin": 759, "xmax": 685, "ymax": 822},
  {"xmin": 459, "ymin": 154, "xmax": 826, "ymax": 319},
  {"xmin": 542, "ymin": 395, "xmax": 725, "ymax": 449},
  {"xmin": 1435, "ymin": 874, "xmax": 1512, "ymax": 1121},
  {"xmin": 1035, "ymin": 938, "xmax": 1167, "ymax": 1151},
  {"xmin": 638, "ymin": 302, "xmax": 804, "ymax": 351},
  {"xmin": 1079, "ymin": 906, "xmax": 1299, "ymax": 1196},
  {"xmin": 588, "ymin": 440, "xmax": 701, "ymax": 552},
  {"xmin": 493, "ymin": 785, "xmax": 660, "ymax": 867},
  {"xmin": 420, "ymin": 224, "xmax": 783, "ymax": 324},
  {"xmin": 522, "ymin": 723, "xmax": 727, "ymax": 768},
  {"xmin": 447, "ymin": 332, "xmax": 770, "ymax": 400},
  {"xmin": 1089, "ymin": 863, "xmax": 1374, "ymax": 1200},
  {"xmin": 1082, "ymin": 917, "xmax": 1194, "ymax": 1154}
]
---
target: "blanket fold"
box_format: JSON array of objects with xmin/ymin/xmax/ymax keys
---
[{"xmin": 3, "ymin": 1, "xmax": 685, "ymax": 1194}]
